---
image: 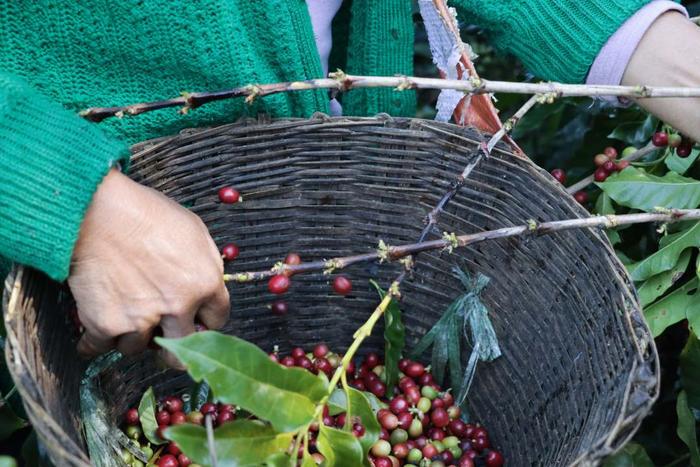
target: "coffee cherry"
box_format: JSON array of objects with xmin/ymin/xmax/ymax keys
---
[
  {"xmin": 550, "ymin": 168, "xmax": 566, "ymax": 184},
  {"xmin": 170, "ymin": 411, "xmax": 186, "ymax": 425},
  {"xmin": 593, "ymin": 153, "xmax": 609, "ymax": 167},
  {"xmin": 441, "ymin": 449, "xmax": 454, "ymax": 464},
  {"xmin": 200, "ymin": 402, "xmax": 217, "ymax": 415},
  {"xmin": 417, "ymin": 373, "xmax": 434, "ymax": 386},
  {"xmin": 416, "ymin": 397, "xmax": 432, "ymax": 414},
  {"xmin": 391, "ymin": 428, "xmax": 409, "ymax": 445},
  {"xmin": 408, "ymin": 418, "xmax": 423, "ymax": 438},
  {"xmin": 296, "ymin": 356, "xmax": 314, "ymax": 371},
  {"xmin": 125, "ymin": 425, "xmax": 141, "ymax": 440},
  {"xmin": 431, "ymin": 408, "xmax": 449, "ymax": 428},
  {"xmin": 221, "ymin": 243, "xmax": 239, "ymax": 261},
  {"xmin": 390, "ymin": 396, "xmax": 409, "ymax": 414},
  {"xmin": 156, "ymin": 410, "xmax": 171, "ymax": 426},
  {"xmin": 312, "ymin": 343, "xmax": 329, "ymax": 358},
  {"xmin": 364, "ymin": 352, "xmax": 381, "ymax": 368},
  {"xmin": 431, "ymin": 398, "xmax": 445, "ymax": 410},
  {"xmin": 163, "ymin": 396, "xmax": 183, "ymax": 414},
  {"xmin": 332, "ymin": 276, "xmax": 352, "ymax": 295},
  {"xmin": 429, "ymin": 427, "xmax": 446, "ymax": 441},
  {"xmin": 422, "ymin": 444, "xmax": 439, "ymax": 459},
  {"xmin": 314, "ymin": 357, "xmax": 333, "ymax": 375},
  {"xmin": 677, "ymin": 143, "xmax": 693, "ymax": 158},
  {"xmin": 602, "ymin": 160, "xmax": 616, "ymax": 172},
  {"xmin": 380, "ymin": 428, "xmax": 390, "ymax": 441},
  {"xmin": 421, "ymin": 385, "xmax": 438, "ymax": 400},
  {"xmin": 594, "ymin": 167, "xmax": 609, "ymax": 182},
  {"xmin": 447, "ymin": 406, "xmax": 461, "ymax": 420},
  {"xmin": 472, "ymin": 436, "xmax": 490, "ymax": 452},
  {"xmin": 178, "ymin": 454, "xmax": 192, "ymax": 467},
  {"xmin": 290, "ymin": 347, "xmax": 305, "ymax": 359},
  {"xmin": 669, "ymin": 133, "xmax": 683, "ymax": 148},
  {"xmin": 408, "ymin": 448, "xmax": 423, "ymax": 463},
  {"xmin": 218, "ymin": 186, "xmax": 241, "ymax": 204},
  {"xmin": 284, "ymin": 252, "xmax": 302, "ymax": 266},
  {"xmin": 217, "ymin": 411, "xmax": 235, "ymax": 425},
  {"xmin": 393, "ymin": 442, "xmax": 409, "ymax": 459},
  {"xmin": 268, "ymin": 275, "xmax": 290, "ymax": 294},
  {"xmin": 280, "ymin": 356, "xmax": 295, "ymax": 367},
  {"xmin": 370, "ymin": 380, "xmax": 387, "ymax": 398},
  {"xmin": 398, "ymin": 359, "xmax": 410, "ymax": 372},
  {"xmin": 167, "ymin": 443, "xmax": 181, "ymax": 456},
  {"xmin": 373, "ymin": 458, "xmax": 392, "ymax": 467},
  {"xmin": 405, "ymin": 386, "xmax": 421, "ymax": 405},
  {"xmin": 485, "ymin": 450, "xmax": 504, "ymax": 467},
  {"xmin": 186, "ymin": 411, "xmax": 204, "ymax": 425},
  {"xmin": 458, "ymin": 455, "xmax": 475, "ymax": 467},
  {"xmin": 372, "ymin": 440, "xmax": 392, "ymax": 457},
  {"xmin": 351, "ymin": 379, "xmax": 365, "ymax": 390},
  {"xmin": 125, "ymin": 408, "xmax": 139, "ymax": 426},
  {"xmin": 157, "ymin": 454, "xmax": 179, "ymax": 467},
  {"xmin": 405, "ymin": 362, "xmax": 425, "ymax": 378},
  {"xmin": 442, "ymin": 393, "xmax": 454, "ymax": 406},
  {"xmin": 472, "ymin": 426, "xmax": 488, "ymax": 439},
  {"xmin": 616, "ymin": 160, "xmax": 630, "ymax": 171},
  {"xmin": 399, "ymin": 376, "xmax": 416, "ymax": 391},
  {"xmin": 353, "ymin": 422, "xmax": 366, "ymax": 437},
  {"xmin": 397, "ymin": 412, "xmax": 413, "ymax": 430},
  {"xmin": 379, "ymin": 411, "xmax": 399, "ymax": 431},
  {"xmin": 652, "ymin": 131, "xmax": 669, "ymax": 147},
  {"xmin": 604, "ymin": 146, "xmax": 618, "ymax": 159},
  {"xmin": 270, "ymin": 300, "xmax": 288, "ymax": 316},
  {"xmin": 573, "ymin": 191, "xmax": 588, "ymax": 205},
  {"xmin": 448, "ymin": 419, "xmax": 467, "ymax": 438}
]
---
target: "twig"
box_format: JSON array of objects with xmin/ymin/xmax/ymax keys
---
[
  {"xmin": 205, "ymin": 414, "xmax": 218, "ymax": 467},
  {"xmin": 80, "ymin": 73, "xmax": 700, "ymax": 122},
  {"xmin": 565, "ymin": 143, "xmax": 657, "ymax": 194},
  {"xmin": 224, "ymin": 209, "xmax": 700, "ymax": 284},
  {"xmin": 486, "ymin": 94, "xmax": 541, "ymax": 153}
]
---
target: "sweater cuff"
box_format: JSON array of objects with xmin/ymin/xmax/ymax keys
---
[
  {"xmin": 506, "ymin": 0, "xmax": 652, "ymax": 83},
  {"xmin": 586, "ymin": 1, "xmax": 688, "ymax": 103},
  {"xmin": 0, "ymin": 79, "xmax": 129, "ymax": 281}
]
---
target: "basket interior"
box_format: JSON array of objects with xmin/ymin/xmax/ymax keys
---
[{"xmin": 5, "ymin": 116, "xmax": 657, "ymax": 466}]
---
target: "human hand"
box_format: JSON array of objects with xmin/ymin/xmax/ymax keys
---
[{"xmin": 68, "ymin": 169, "xmax": 230, "ymax": 366}]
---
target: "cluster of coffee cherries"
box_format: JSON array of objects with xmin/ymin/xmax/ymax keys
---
[
  {"xmin": 217, "ymin": 186, "xmax": 354, "ymax": 312},
  {"xmin": 121, "ymin": 395, "xmax": 235, "ymax": 467},
  {"xmin": 651, "ymin": 131, "xmax": 694, "ymax": 157},
  {"xmin": 271, "ymin": 345, "xmax": 504, "ymax": 467}
]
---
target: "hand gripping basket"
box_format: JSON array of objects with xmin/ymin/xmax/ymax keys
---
[{"xmin": 3, "ymin": 115, "xmax": 659, "ymax": 466}]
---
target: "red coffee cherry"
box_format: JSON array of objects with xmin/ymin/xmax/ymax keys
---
[
  {"xmin": 652, "ymin": 131, "xmax": 669, "ymax": 147},
  {"xmin": 268, "ymin": 274, "xmax": 290, "ymax": 294},
  {"xmin": 603, "ymin": 146, "xmax": 618, "ymax": 159},
  {"xmin": 594, "ymin": 167, "xmax": 609, "ymax": 182},
  {"xmin": 270, "ymin": 301, "xmax": 289, "ymax": 316},
  {"xmin": 124, "ymin": 408, "xmax": 139, "ymax": 426},
  {"xmin": 218, "ymin": 186, "xmax": 240, "ymax": 204},
  {"xmin": 332, "ymin": 276, "xmax": 352, "ymax": 295},
  {"xmin": 573, "ymin": 191, "xmax": 588, "ymax": 205},
  {"xmin": 221, "ymin": 243, "xmax": 240, "ymax": 261},
  {"xmin": 157, "ymin": 455, "xmax": 179, "ymax": 467},
  {"xmin": 550, "ymin": 168, "xmax": 566, "ymax": 184}
]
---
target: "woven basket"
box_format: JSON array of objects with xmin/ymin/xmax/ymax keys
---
[{"xmin": 4, "ymin": 115, "xmax": 659, "ymax": 466}]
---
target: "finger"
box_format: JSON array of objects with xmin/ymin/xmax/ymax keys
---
[
  {"xmin": 77, "ymin": 331, "xmax": 117, "ymax": 358},
  {"xmin": 116, "ymin": 329, "xmax": 153, "ymax": 356},
  {"xmin": 197, "ymin": 282, "xmax": 230, "ymax": 330},
  {"xmin": 158, "ymin": 314, "xmax": 196, "ymax": 369}
]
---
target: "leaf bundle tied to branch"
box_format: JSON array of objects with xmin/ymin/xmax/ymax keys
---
[{"xmin": 410, "ymin": 267, "xmax": 501, "ymax": 408}]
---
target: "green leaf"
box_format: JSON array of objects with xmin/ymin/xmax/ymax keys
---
[
  {"xmin": 677, "ymin": 390, "xmax": 700, "ymax": 466},
  {"xmin": 666, "ymin": 148, "xmax": 700, "ymax": 175},
  {"xmin": 157, "ymin": 332, "xmax": 327, "ymax": 432},
  {"xmin": 331, "ymin": 387, "xmax": 380, "ymax": 465},
  {"xmin": 645, "ymin": 278, "xmax": 699, "ymax": 337},
  {"xmin": 637, "ymin": 249, "xmax": 691, "ymax": 306},
  {"xmin": 595, "ymin": 192, "xmax": 616, "ymax": 215},
  {"xmin": 371, "ymin": 281, "xmax": 405, "ymax": 393},
  {"xmin": 681, "ymin": 334, "xmax": 700, "ymax": 411},
  {"xmin": 597, "ymin": 167, "xmax": 700, "ymax": 211},
  {"xmin": 263, "ymin": 452, "xmax": 293, "ymax": 467},
  {"xmin": 602, "ymin": 442, "xmax": 654, "ymax": 467},
  {"xmin": 630, "ymin": 222, "xmax": 700, "ymax": 281},
  {"xmin": 138, "ymin": 387, "xmax": 164, "ymax": 445},
  {"xmin": 166, "ymin": 420, "xmax": 294, "ymax": 466},
  {"xmin": 608, "ymin": 115, "xmax": 658, "ymax": 146},
  {"xmin": 317, "ymin": 424, "xmax": 364, "ymax": 467},
  {"xmin": 0, "ymin": 457, "xmax": 17, "ymax": 467}
]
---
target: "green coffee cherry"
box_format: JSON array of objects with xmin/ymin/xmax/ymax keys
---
[
  {"xmin": 407, "ymin": 448, "xmax": 423, "ymax": 463},
  {"xmin": 421, "ymin": 385, "xmax": 438, "ymax": 400},
  {"xmin": 390, "ymin": 428, "xmax": 408, "ymax": 445},
  {"xmin": 443, "ymin": 436, "xmax": 459, "ymax": 448},
  {"xmin": 449, "ymin": 446, "xmax": 462, "ymax": 458},
  {"xmin": 371, "ymin": 440, "xmax": 392, "ymax": 457},
  {"xmin": 408, "ymin": 418, "xmax": 423, "ymax": 438},
  {"xmin": 125, "ymin": 425, "xmax": 141, "ymax": 440},
  {"xmin": 432, "ymin": 440, "xmax": 445, "ymax": 453},
  {"xmin": 417, "ymin": 397, "xmax": 432, "ymax": 413}
]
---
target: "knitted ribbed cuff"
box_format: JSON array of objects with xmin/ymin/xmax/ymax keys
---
[
  {"xmin": 0, "ymin": 80, "xmax": 129, "ymax": 281},
  {"xmin": 505, "ymin": 0, "xmax": 652, "ymax": 83}
]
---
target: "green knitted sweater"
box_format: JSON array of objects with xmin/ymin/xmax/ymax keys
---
[{"xmin": 0, "ymin": 0, "xmax": 650, "ymax": 282}]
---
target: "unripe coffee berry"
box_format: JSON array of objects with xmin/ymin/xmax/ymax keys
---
[
  {"xmin": 669, "ymin": 133, "xmax": 683, "ymax": 148},
  {"xmin": 593, "ymin": 153, "xmax": 609, "ymax": 167},
  {"xmin": 372, "ymin": 440, "xmax": 392, "ymax": 457}
]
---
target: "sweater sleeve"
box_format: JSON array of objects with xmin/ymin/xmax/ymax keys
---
[
  {"xmin": 0, "ymin": 71, "xmax": 130, "ymax": 281},
  {"xmin": 451, "ymin": 0, "xmax": 653, "ymax": 83}
]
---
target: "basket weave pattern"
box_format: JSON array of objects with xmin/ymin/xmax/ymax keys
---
[{"xmin": 4, "ymin": 116, "xmax": 658, "ymax": 466}]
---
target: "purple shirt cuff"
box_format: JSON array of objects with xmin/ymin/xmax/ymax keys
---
[{"xmin": 586, "ymin": 0, "xmax": 688, "ymax": 104}]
